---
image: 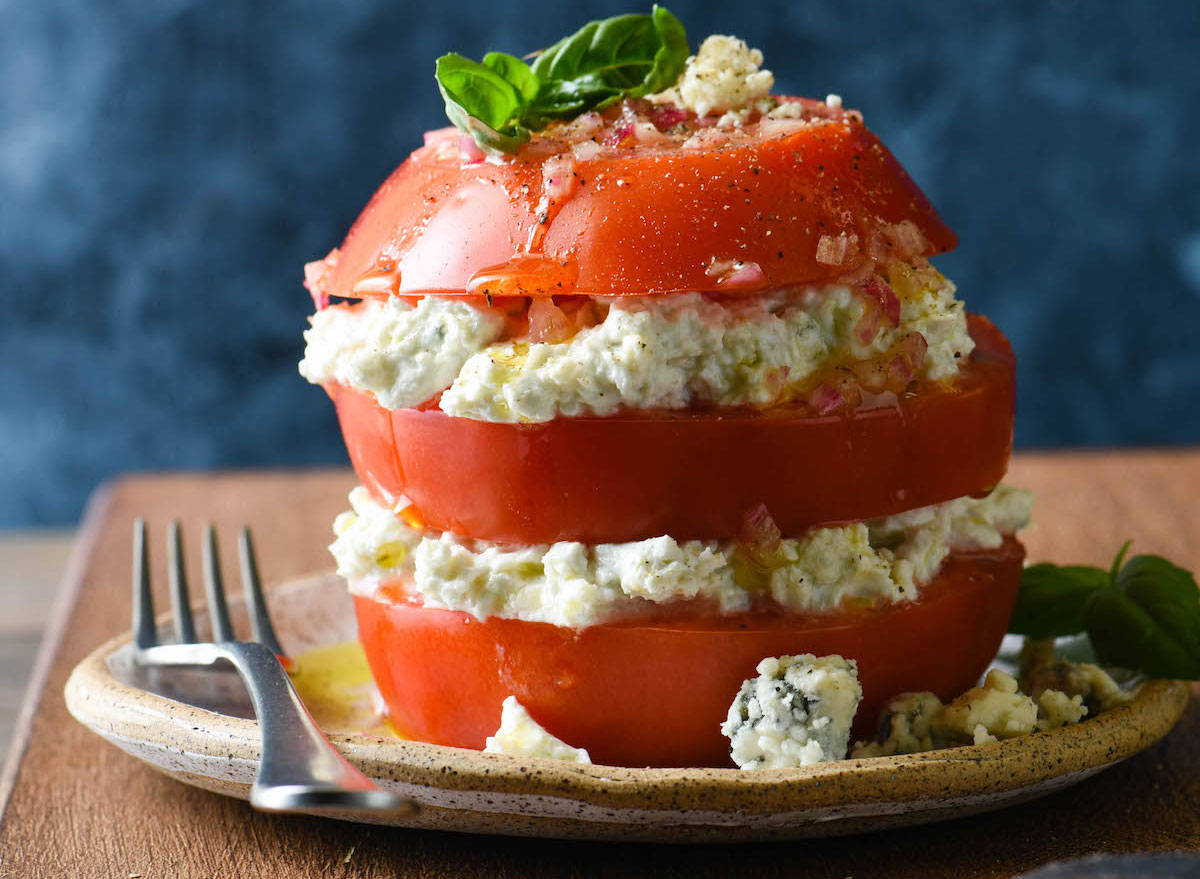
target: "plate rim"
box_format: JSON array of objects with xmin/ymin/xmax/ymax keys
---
[{"xmin": 64, "ymin": 571, "xmax": 1192, "ymax": 819}]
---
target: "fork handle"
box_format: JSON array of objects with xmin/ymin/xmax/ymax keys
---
[{"xmin": 142, "ymin": 642, "xmax": 416, "ymax": 815}]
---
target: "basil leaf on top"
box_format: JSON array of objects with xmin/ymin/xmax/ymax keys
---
[
  {"xmin": 1008, "ymin": 542, "xmax": 1200, "ymax": 680},
  {"xmin": 530, "ymin": 6, "xmax": 689, "ymax": 116},
  {"xmin": 435, "ymin": 53, "xmax": 534, "ymax": 154},
  {"xmin": 435, "ymin": 6, "xmax": 690, "ymax": 155}
]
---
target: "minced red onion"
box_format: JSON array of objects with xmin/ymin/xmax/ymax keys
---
[
  {"xmin": 815, "ymin": 233, "xmax": 858, "ymax": 266},
  {"xmin": 861, "ymin": 277, "xmax": 901, "ymax": 326},
  {"xmin": 528, "ymin": 299, "xmax": 573, "ymax": 344},
  {"xmin": 541, "ymin": 155, "xmax": 577, "ymax": 202},
  {"xmin": 887, "ymin": 220, "xmax": 928, "ymax": 261},
  {"xmin": 809, "ymin": 383, "xmax": 846, "ymax": 415},
  {"xmin": 457, "ymin": 135, "xmax": 487, "ymax": 164},
  {"xmin": 736, "ymin": 503, "xmax": 782, "ymax": 568},
  {"xmin": 650, "ymin": 104, "xmax": 688, "ymax": 130}
]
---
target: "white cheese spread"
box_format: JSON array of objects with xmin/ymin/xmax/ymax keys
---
[
  {"xmin": 298, "ymin": 296, "xmax": 504, "ymax": 410},
  {"xmin": 302, "ymin": 277, "xmax": 973, "ymax": 423},
  {"xmin": 484, "ymin": 696, "xmax": 592, "ymax": 763},
  {"xmin": 722, "ymin": 654, "xmax": 862, "ymax": 769},
  {"xmin": 330, "ymin": 484, "xmax": 1033, "ymax": 628}
]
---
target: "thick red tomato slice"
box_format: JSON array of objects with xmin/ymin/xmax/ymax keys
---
[
  {"xmin": 355, "ymin": 538, "xmax": 1024, "ymax": 768},
  {"xmin": 331, "ymin": 314, "xmax": 1014, "ymax": 545},
  {"xmin": 320, "ymin": 110, "xmax": 955, "ymax": 300}
]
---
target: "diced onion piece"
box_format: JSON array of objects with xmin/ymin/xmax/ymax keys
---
[
  {"xmin": 650, "ymin": 104, "xmax": 688, "ymax": 130},
  {"xmin": 736, "ymin": 503, "xmax": 782, "ymax": 568},
  {"xmin": 886, "ymin": 220, "xmax": 929, "ymax": 262},
  {"xmin": 705, "ymin": 258, "xmax": 765, "ymax": 289},
  {"xmin": 528, "ymin": 299, "xmax": 573, "ymax": 344},
  {"xmin": 458, "ymin": 135, "xmax": 486, "ymax": 165},
  {"xmin": 862, "ymin": 277, "xmax": 901, "ymax": 326},
  {"xmin": 854, "ymin": 305, "xmax": 882, "ymax": 345},
  {"xmin": 815, "ymin": 233, "xmax": 859, "ymax": 266},
  {"xmin": 899, "ymin": 332, "xmax": 929, "ymax": 371},
  {"xmin": 542, "ymin": 155, "xmax": 577, "ymax": 202},
  {"xmin": 809, "ymin": 383, "xmax": 846, "ymax": 415}
]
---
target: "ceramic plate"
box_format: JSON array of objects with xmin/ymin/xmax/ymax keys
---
[{"xmin": 64, "ymin": 573, "xmax": 1190, "ymax": 843}]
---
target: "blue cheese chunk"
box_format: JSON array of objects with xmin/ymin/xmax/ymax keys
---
[
  {"xmin": 483, "ymin": 697, "xmax": 592, "ymax": 764},
  {"xmin": 722, "ymin": 654, "xmax": 863, "ymax": 769}
]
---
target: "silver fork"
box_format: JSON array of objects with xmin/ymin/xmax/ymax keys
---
[{"xmin": 131, "ymin": 519, "xmax": 416, "ymax": 816}]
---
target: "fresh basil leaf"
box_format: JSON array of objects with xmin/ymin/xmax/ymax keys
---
[
  {"xmin": 1008, "ymin": 563, "xmax": 1110, "ymax": 638},
  {"xmin": 1084, "ymin": 586, "xmax": 1200, "ymax": 679},
  {"xmin": 529, "ymin": 5, "xmax": 689, "ymax": 116},
  {"xmin": 1108, "ymin": 554, "xmax": 1200, "ymax": 677},
  {"xmin": 482, "ymin": 52, "xmax": 539, "ymax": 104},
  {"xmin": 434, "ymin": 6, "xmax": 689, "ymax": 154}
]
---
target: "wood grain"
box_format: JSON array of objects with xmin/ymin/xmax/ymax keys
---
[{"xmin": 1, "ymin": 455, "xmax": 1197, "ymax": 878}]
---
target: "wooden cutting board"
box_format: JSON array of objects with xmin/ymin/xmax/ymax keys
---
[{"xmin": 2, "ymin": 453, "xmax": 1198, "ymax": 878}]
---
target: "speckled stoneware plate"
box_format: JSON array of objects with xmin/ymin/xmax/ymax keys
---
[{"xmin": 64, "ymin": 573, "xmax": 1190, "ymax": 843}]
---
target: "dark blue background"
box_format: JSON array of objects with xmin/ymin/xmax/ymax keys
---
[{"xmin": 3, "ymin": 1, "xmax": 1199, "ymax": 527}]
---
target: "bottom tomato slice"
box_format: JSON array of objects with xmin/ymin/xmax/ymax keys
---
[{"xmin": 355, "ymin": 538, "xmax": 1024, "ymax": 768}]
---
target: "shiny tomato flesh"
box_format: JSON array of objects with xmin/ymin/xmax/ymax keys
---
[
  {"xmin": 352, "ymin": 535, "xmax": 1022, "ymax": 768},
  {"xmin": 356, "ymin": 539, "xmax": 1024, "ymax": 768},
  {"xmin": 321, "ymin": 112, "xmax": 956, "ymax": 300},
  {"xmin": 331, "ymin": 314, "xmax": 1014, "ymax": 545}
]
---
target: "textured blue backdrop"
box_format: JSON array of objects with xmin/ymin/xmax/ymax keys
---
[{"xmin": 2, "ymin": 0, "xmax": 1199, "ymax": 526}]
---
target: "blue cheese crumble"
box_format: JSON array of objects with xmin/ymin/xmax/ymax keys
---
[
  {"xmin": 722, "ymin": 654, "xmax": 863, "ymax": 769},
  {"xmin": 484, "ymin": 697, "xmax": 591, "ymax": 763}
]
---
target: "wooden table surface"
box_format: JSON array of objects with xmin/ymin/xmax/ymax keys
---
[{"xmin": 1, "ymin": 453, "xmax": 1198, "ymax": 878}]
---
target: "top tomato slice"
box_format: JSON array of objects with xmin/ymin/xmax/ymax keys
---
[
  {"xmin": 330, "ymin": 314, "xmax": 1014, "ymax": 545},
  {"xmin": 319, "ymin": 110, "xmax": 956, "ymax": 300}
]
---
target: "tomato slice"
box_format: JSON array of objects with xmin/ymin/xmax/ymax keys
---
[
  {"xmin": 321, "ymin": 112, "xmax": 955, "ymax": 300},
  {"xmin": 330, "ymin": 314, "xmax": 1014, "ymax": 544},
  {"xmin": 355, "ymin": 538, "xmax": 1024, "ymax": 768}
]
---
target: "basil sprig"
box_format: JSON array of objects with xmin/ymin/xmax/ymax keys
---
[
  {"xmin": 1009, "ymin": 541, "xmax": 1200, "ymax": 679},
  {"xmin": 435, "ymin": 6, "xmax": 689, "ymax": 156}
]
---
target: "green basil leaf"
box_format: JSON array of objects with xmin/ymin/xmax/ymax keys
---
[
  {"xmin": 435, "ymin": 53, "xmax": 531, "ymax": 155},
  {"xmin": 1104, "ymin": 554, "xmax": 1200, "ymax": 678},
  {"xmin": 529, "ymin": 5, "xmax": 689, "ymax": 116},
  {"xmin": 482, "ymin": 52, "xmax": 539, "ymax": 104},
  {"xmin": 1008, "ymin": 563, "xmax": 1110, "ymax": 638},
  {"xmin": 434, "ymin": 7, "xmax": 689, "ymax": 154},
  {"xmin": 1084, "ymin": 586, "xmax": 1200, "ymax": 679}
]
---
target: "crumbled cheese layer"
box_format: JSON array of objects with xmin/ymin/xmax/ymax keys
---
[
  {"xmin": 484, "ymin": 697, "xmax": 592, "ymax": 763},
  {"xmin": 722, "ymin": 654, "xmax": 862, "ymax": 769},
  {"xmin": 302, "ymin": 279, "xmax": 973, "ymax": 423},
  {"xmin": 330, "ymin": 484, "xmax": 1033, "ymax": 628},
  {"xmin": 850, "ymin": 652, "xmax": 1128, "ymax": 758},
  {"xmin": 652, "ymin": 34, "xmax": 775, "ymax": 120},
  {"xmin": 298, "ymin": 296, "xmax": 504, "ymax": 410}
]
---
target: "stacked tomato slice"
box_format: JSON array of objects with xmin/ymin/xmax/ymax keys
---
[{"xmin": 314, "ymin": 109, "xmax": 1021, "ymax": 768}]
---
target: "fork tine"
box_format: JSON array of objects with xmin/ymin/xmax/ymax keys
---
[
  {"xmin": 239, "ymin": 527, "xmax": 287, "ymax": 658},
  {"xmin": 167, "ymin": 521, "xmax": 197, "ymax": 643},
  {"xmin": 132, "ymin": 519, "xmax": 158, "ymax": 649},
  {"xmin": 202, "ymin": 523, "xmax": 236, "ymax": 642}
]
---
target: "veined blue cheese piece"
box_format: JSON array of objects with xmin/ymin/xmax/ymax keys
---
[
  {"xmin": 722, "ymin": 654, "xmax": 863, "ymax": 769},
  {"xmin": 484, "ymin": 697, "xmax": 591, "ymax": 764},
  {"xmin": 330, "ymin": 484, "xmax": 1034, "ymax": 628}
]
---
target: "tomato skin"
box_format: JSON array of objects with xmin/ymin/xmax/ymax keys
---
[
  {"xmin": 355, "ymin": 538, "xmax": 1024, "ymax": 768},
  {"xmin": 322, "ymin": 114, "xmax": 956, "ymax": 300},
  {"xmin": 331, "ymin": 314, "xmax": 1014, "ymax": 544}
]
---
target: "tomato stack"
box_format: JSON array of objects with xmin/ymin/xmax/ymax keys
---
[{"xmin": 305, "ymin": 106, "xmax": 1021, "ymax": 767}]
